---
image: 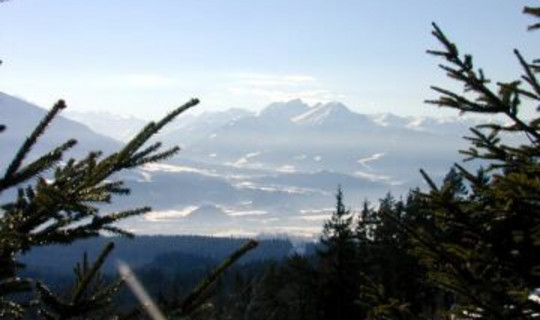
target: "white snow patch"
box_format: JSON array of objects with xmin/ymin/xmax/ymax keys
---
[
  {"xmin": 358, "ymin": 152, "xmax": 385, "ymax": 165},
  {"xmin": 142, "ymin": 163, "xmax": 218, "ymax": 177},
  {"xmin": 407, "ymin": 117, "xmax": 426, "ymax": 129},
  {"xmin": 313, "ymin": 156, "xmax": 322, "ymax": 162},
  {"xmin": 226, "ymin": 152, "xmax": 262, "ymax": 168},
  {"xmin": 234, "ymin": 181, "xmax": 316, "ymax": 195},
  {"xmin": 294, "ymin": 154, "xmax": 307, "ymax": 160},
  {"xmin": 235, "ymin": 181, "xmax": 256, "ymax": 188},
  {"xmin": 357, "ymin": 152, "xmax": 385, "ymax": 170},
  {"xmin": 299, "ymin": 208, "xmax": 334, "ymax": 215},
  {"xmin": 209, "ymin": 133, "xmax": 217, "ymax": 139},
  {"xmin": 228, "ymin": 157, "xmax": 249, "ymax": 167},
  {"xmin": 263, "ymin": 226, "xmax": 323, "ymax": 238},
  {"xmin": 291, "ymin": 103, "xmax": 345, "ymax": 125},
  {"xmin": 276, "ymin": 165, "xmax": 296, "ymax": 173},
  {"xmin": 372, "ymin": 114, "xmax": 390, "ymax": 127},
  {"xmin": 145, "ymin": 206, "xmax": 199, "ymax": 222},
  {"xmin": 354, "ymin": 170, "xmax": 391, "ymax": 182},
  {"xmin": 228, "ymin": 210, "xmax": 268, "ymax": 217},
  {"xmin": 292, "ymin": 106, "xmax": 328, "ymax": 123},
  {"xmin": 209, "ymin": 153, "xmax": 217, "ymax": 158},
  {"xmin": 296, "ymin": 214, "xmax": 331, "ymax": 222},
  {"xmin": 142, "ymin": 163, "xmax": 253, "ymax": 182}
]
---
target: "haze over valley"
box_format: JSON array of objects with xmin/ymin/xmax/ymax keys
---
[{"xmin": 1, "ymin": 92, "xmax": 479, "ymax": 238}]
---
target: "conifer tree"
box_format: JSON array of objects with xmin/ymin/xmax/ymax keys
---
[
  {"xmin": 318, "ymin": 186, "xmax": 360, "ymax": 320},
  {"xmin": 355, "ymin": 192, "xmax": 438, "ymax": 320},
  {"xmin": 397, "ymin": 5, "xmax": 540, "ymax": 319}
]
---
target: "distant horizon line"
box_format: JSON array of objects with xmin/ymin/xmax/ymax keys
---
[{"xmin": 1, "ymin": 91, "xmax": 484, "ymax": 121}]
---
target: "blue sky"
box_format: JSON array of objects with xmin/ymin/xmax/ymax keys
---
[{"xmin": 1, "ymin": 0, "xmax": 538, "ymax": 119}]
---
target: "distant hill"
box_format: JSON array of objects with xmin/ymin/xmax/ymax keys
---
[
  {"xmin": 0, "ymin": 92, "xmax": 122, "ymax": 167},
  {"xmin": 19, "ymin": 235, "xmax": 294, "ymax": 275}
]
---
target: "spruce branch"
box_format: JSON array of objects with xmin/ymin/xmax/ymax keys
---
[
  {"xmin": 125, "ymin": 146, "xmax": 181, "ymax": 168},
  {"xmin": 0, "ymin": 277, "xmax": 33, "ymax": 319},
  {"xmin": 0, "ymin": 84, "xmax": 199, "ymax": 318},
  {"xmin": 113, "ymin": 98, "xmax": 199, "ymax": 171},
  {"xmin": 0, "ymin": 139, "xmax": 77, "ymax": 193},
  {"xmin": 72, "ymin": 242, "xmax": 114, "ymax": 303},
  {"xmin": 35, "ymin": 242, "xmax": 120, "ymax": 319},
  {"xmin": 524, "ymin": 6, "xmax": 540, "ymax": 30},
  {"xmin": 419, "ymin": 169, "xmax": 438, "ymax": 191},
  {"xmin": 3, "ymin": 100, "xmax": 68, "ymax": 181},
  {"xmin": 0, "ymin": 299, "xmax": 26, "ymax": 319},
  {"xmin": 427, "ymin": 23, "xmax": 540, "ymax": 143},
  {"xmin": 514, "ymin": 49, "xmax": 540, "ymax": 98}
]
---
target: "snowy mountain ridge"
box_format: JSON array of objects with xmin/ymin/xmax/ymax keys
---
[{"xmin": 1, "ymin": 93, "xmax": 487, "ymax": 237}]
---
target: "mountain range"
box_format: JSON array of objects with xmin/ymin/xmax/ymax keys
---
[{"xmin": 1, "ymin": 92, "xmax": 482, "ymax": 237}]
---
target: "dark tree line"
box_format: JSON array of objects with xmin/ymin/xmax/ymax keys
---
[
  {"xmin": 21, "ymin": 235, "xmax": 293, "ymax": 275},
  {"xmin": 209, "ymin": 188, "xmax": 441, "ymax": 320}
]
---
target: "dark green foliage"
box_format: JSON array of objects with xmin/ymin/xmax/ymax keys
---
[
  {"xmin": 349, "ymin": 6, "xmax": 540, "ymax": 319},
  {"xmin": 212, "ymin": 189, "xmax": 444, "ymax": 320},
  {"xmin": 354, "ymin": 191, "xmax": 447, "ymax": 320},
  {"xmin": 121, "ymin": 240, "xmax": 259, "ymax": 320},
  {"xmin": 402, "ymin": 7, "xmax": 540, "ymax": 320},
  {"xmin": 318, "ymin": 187, "xmax": 361, "ymax": 320},
  {"xmin": 236, "ymin": 255, "xmax": 319, "ymax": 320},
  {"xmin": 35, "ymin": 242, "xmax": 120, "ymax": 320},
  {"xmin": 178, "ymin": 240, "xmax": 259, "ymax": 317},
  {"xmin": 0, "ymin": 98, "xmax": 199, "ymax": 319}
]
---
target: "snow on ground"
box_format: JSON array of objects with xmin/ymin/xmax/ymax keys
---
[
  {"xmin": 276, "ymin": 165, "xmax": 296, "ymax": 173},
  {"xmin": 233, "ymin": 181, "xmax": 321, "ymax": 195},
  {"xmin": 227, "ymin": 210, "xmax": 269, "ymax": 217},
  {"xmin": 354, "ymin": 170, "xmax": 391, "ymax": 182},
  {"xmin": 226, "ymin": 151, "xmax": 263, "ymax": 168},
  {"xmin": 357, "ymin": 152, "xmax": 385, "ymax": 170},
  {"xmin": 142, "ymin": 163, "xmax": 217, "ymax": 177},
  {"xmin": 295, "ymin": 214, "xmax": 331, "ymax": 222},
  {"xmin": 145, "ymin": 206, "xmax": 199, "ymax": 222}
]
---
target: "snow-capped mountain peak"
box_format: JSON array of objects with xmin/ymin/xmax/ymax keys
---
[
  {"xmin": 257, "ymin": 99, "xmax": 310, "ymax": 121},
  {"xmin": 370, "ymin": 113, "xmax": 410, "ymax": 128},
  {"xmin": 291, "ymin": 101, "xmax": 354, "ymax": 125}
]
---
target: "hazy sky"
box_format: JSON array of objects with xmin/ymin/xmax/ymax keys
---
[{"xmin": 1, "ymin": 1, "xmax": 538, "ymax": 119}]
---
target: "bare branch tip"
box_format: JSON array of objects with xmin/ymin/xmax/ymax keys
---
[{"xmin": 54, "ymin": 100, "xmax": 67, "ymax": 110}]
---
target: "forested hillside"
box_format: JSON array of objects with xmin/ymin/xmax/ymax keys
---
[{"xmin": 20, "ymin": 235, "xmax": 294, "ymax": 275}]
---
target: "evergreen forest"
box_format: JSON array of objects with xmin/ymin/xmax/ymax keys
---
[{"xmin": 1, "ymin": 3, "xmax": 540, "ymax": 320}]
